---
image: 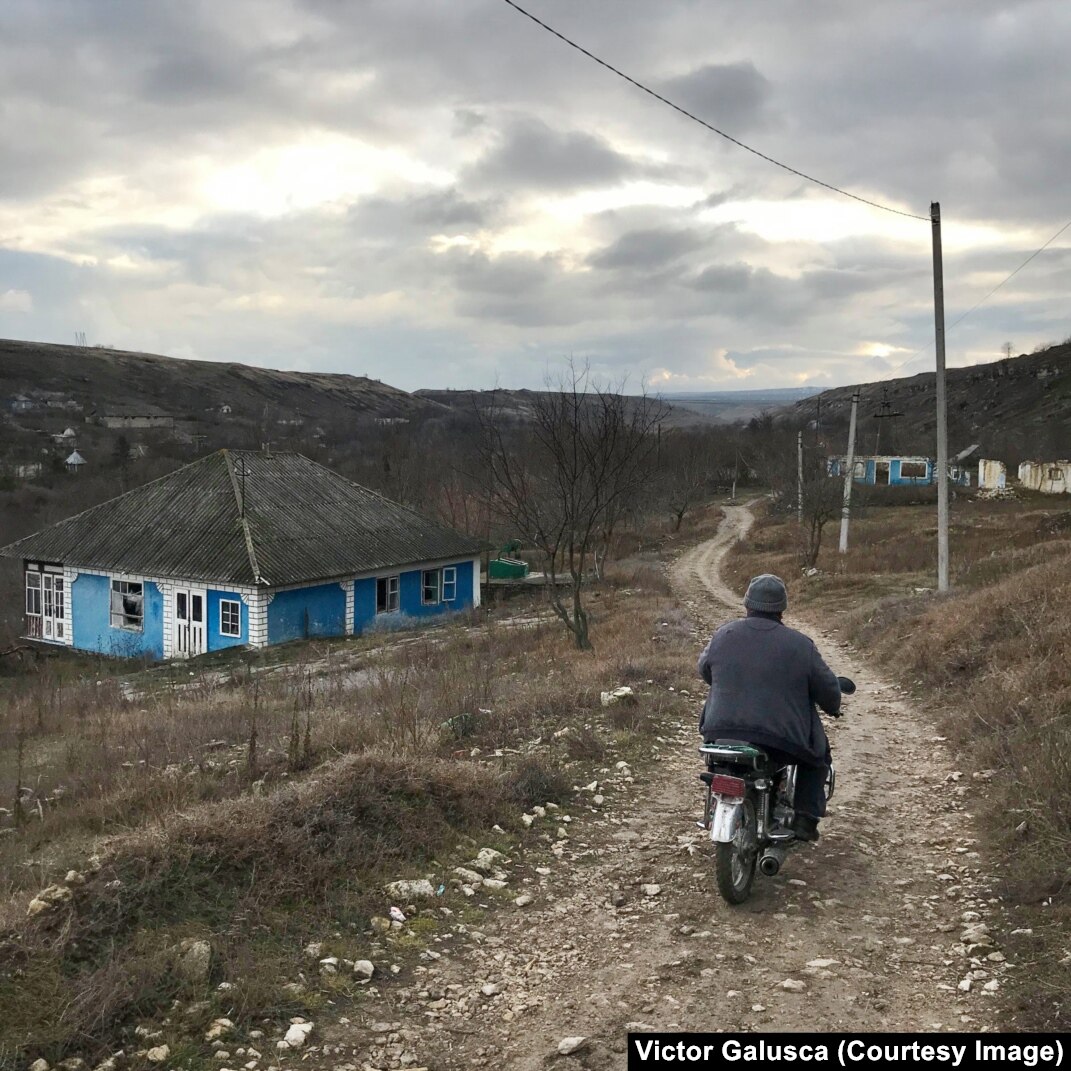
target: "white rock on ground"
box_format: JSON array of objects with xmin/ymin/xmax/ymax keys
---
[
  {"xmin": 145, "ymin": 1047, "xmax": 169, "ymax": 1064},
  {"xmin": 384, "ymin": 878, "xmax": 437, "ymax": 899},
  {"xmin": 600, "ymin": 686, "xmax": 634, "ymax": 707},
  {"xmin": 281, "ymin": 1022, "xmax": 314, "ymax": 1049},
  {"xmin": 353, "ymin": 959, "xmax": 375, "ymax": 980},
  {"xmin": 29, "ymin": 1060, "xmax": 49, "ymax": 1071},
  {"xmin": 473, "ymin": 848, "xmax": 507, "ymax": 873},
  {"xmin": 558, "ymin": 1037, "xmax": 589, "ymax": 1056},
  {"xmin": 175, "ymin": 938, "xmax": 212, "ymax": 983}
]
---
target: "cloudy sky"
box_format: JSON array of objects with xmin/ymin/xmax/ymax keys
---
[{"xmin": 1, "ymin": 0, "xmax": 1069, "ymax": 392}]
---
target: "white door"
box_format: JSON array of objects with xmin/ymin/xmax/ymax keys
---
[
  {"xmin": 41, "ymin": 573, "xmax": 66, "ymax": 641},
  {"xmin": 174, "ymin": 587, "xmax": 207, "ymax": 657}
]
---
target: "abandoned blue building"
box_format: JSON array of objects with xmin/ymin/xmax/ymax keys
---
[
  {"xmin": 827, "ymin": 455, "xmax": 973, "ymax": 488},
  {"xmin": 3, "ymin": 450, "xmax": 485, "ymax": 660}
]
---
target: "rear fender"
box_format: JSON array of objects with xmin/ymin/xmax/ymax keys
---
[{"xmin": 709, "ymin": 797, "xmax": 744, "ymax": 843}]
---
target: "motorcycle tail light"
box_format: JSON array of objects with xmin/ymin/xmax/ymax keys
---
[{"xmin": 710, "ymin": 774, "xmax": 746, "ymax": 797}]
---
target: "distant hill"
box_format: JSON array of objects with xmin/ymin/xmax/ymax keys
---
[
  {"xmin": 414, "ymin": 387, "xmax": 752, "ymax": 428},
  {"xmin": 661, "ymin": 386, "xmax": 818, "ymax": 424},
  {"xmin": 0, "ymin": 338, "xmax": 444, "ymax": 451},
  {"xmin": 781, "ymin": 345, "xmax": 1071, "ymax": 465}
]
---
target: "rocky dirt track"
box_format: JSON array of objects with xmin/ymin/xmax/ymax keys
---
[{"xmin": 322, "ymin": 505, "xmax": 1001, "ymax": 1070}]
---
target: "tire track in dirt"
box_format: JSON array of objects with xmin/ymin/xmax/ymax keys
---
[{"xmin": 327, "ymin": 505, "xmax": 996, "ymax": 1070}]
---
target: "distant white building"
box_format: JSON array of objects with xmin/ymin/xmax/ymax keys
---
[
  {"xmin": 1018, "ymin": 460, "xmax": 1071, "ymax": 494},
  {"xmin": 977, "ymin": 459, "xmax": 1007, "ymax": 490},
  {"xmin": 65, "ymin": 450, "xmax": 86, "ymax": 473}
]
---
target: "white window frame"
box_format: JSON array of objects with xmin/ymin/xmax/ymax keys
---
[
  {"xmin": 25, "ymin": 570, "xmax": 42, "ymax": 618},
  {"xmin": 422, "ymin": 568, "xmax": 441, "ymax": 606},
  {"xmin": 442, "ymin": 566, "xmax": 457, "ymax": 602},
  {"xmin": 219, "ymin": 599, "xmax": 242, "ymax": 638},
  {"xmin": 110, "ymin": 579, "xmax": 144, "ymax": 632},
  {"xmin": 376, "ymin": 574, "xmax": 400, "ymax": 614}
]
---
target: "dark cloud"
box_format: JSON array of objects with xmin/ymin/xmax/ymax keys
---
[
  {"xmin": 658, "ymin": 62, "xmax": 771, "ymax": 131},
  {"xmin": 466, "ymin": 116, "xmax": 642, "ymax": 192},
  {"xmin": 588, "ymin": 227, "xmax": 704, "ymax": 270}
]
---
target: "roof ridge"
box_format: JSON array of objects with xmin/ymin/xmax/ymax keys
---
[{"xmin": 223, "ymin": 449, "xmax": 266, "ymax": 585}]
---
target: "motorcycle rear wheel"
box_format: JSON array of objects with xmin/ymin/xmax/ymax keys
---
[{"xmin": 716, "ymin": 795, "xmax": 758, "ymax": 904}]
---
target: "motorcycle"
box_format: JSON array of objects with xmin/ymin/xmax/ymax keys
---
[{"xmin": 697, "ymin": 676, "xmax": 856, "ymax": 904}]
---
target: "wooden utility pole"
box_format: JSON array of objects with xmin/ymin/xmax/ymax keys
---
[
  {"xmin": 838, "ymin": 392, "xmax": 860, "ymax": 553},
  {"xmin": 931, "ymin": 202, "xmax": 950, "ymax": 592},
  {"xmin": 797, "ymin": 430, "xmax": 804, "ymax": 526}
]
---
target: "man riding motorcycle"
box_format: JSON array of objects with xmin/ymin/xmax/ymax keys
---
[{"xmin": 697, "ymin": 573, "xmax": 842, "ymax": 841}]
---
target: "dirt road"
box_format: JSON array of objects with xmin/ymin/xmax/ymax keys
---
[{"xmin": 329, "ymin": 505, "xmax": 998, "ymax": 1069}]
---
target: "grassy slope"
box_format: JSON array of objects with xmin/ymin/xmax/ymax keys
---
[
  {"xmin": 725, "ymin": 493, "xmax": 1071, "ymax": 1028},
  {"xmin": 0, "ymin": 508, "xmax": 722, "ymax": 1068}
]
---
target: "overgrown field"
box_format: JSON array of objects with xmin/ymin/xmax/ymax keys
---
[
  {"xmin": 726, "ymin": 492, "xmax": 1071, "ymax": 1028},
  {"xmin": 0, "ymin": 510, "xmax": 720, "ymax": 1069}
]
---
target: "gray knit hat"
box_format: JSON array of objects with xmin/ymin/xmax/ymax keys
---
[{"xmin": 744, "ymin": 573, "xmax": 788, "ymax": 613}]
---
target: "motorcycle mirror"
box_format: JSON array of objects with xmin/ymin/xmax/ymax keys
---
[{"xmin": 837, "ymin": 676, "xmax": 857, "ymax": 695}]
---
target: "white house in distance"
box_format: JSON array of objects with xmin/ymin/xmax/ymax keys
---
[
  {"xmin": 1018, "ymin": 459, "xmax": 1071, "ymax": 494},
  {"xmin": 3, "ymin": 450, "xmax": 484, "ymax": 660}
]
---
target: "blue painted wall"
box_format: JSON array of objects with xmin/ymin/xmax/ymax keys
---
[
  {"xmin": 71, "ymin": 573, "xmax": 165, "ymax": 659},
  {"xmin": 354, "ymin": 559, "xmax": 475, "ymax": 635},
  {"xmin": 207, "ymin": 589, "xmax": 247, "ymax": 651},
  {"xmin": 889, "ymin": 459, "xmax": 933, "ymax": 486},
  {"xmin": 267, "ymin": 582, "xmax": 346, "ymax": 644}
]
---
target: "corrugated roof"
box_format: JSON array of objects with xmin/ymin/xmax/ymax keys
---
[{"xmin": 0, "ymin": 450, "xmax": 485, "ymax": 587}]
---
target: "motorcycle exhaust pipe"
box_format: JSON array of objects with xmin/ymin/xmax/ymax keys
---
[{"xmin": 759, "ymin": 847, "xmax": 787, "ymax": 876}]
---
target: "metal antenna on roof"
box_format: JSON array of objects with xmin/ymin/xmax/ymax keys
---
[{"xmin": 233, "ymin": 456, "xmax": 251, "ymax": 519}]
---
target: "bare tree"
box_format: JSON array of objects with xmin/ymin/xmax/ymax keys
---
[{"xmin": 477, "ymin": 365, "xmax": 664, "ymax": 649}]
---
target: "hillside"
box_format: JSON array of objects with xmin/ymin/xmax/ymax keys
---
[
  {"xmin": 783, "ymin": 344, "xmax": 1071, "ymax": 463},
  {"xmin": 415, "ymin": 387, "xmax": 735, "ymax": 428},
  {"xmin": 0, "ymin": 338, "xmax": 444, "ymax": 450}
]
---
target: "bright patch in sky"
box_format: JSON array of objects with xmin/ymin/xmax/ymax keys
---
[{"xmin": 201, "ymin": 136, "xmax": 454, "ymax": 217}]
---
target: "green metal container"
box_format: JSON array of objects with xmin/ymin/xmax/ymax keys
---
[{"xmin": 488, "ymin": 556, "xmax": 529, "ymax": 580}]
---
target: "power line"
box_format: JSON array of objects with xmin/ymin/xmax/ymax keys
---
[
  {"xmin": 896, "ymin": 215, "xmax": 1071, "ymax": 367},
  {"xmin": 499, "ymin": 0, "xmax": 929, "ymax": 222},
  {"xmin": 945, "ymin": 216, "xmax": 1071, "ymax": 333}
]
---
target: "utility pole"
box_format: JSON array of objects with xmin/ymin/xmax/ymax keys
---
[
  {"xmin": 731, "ymin": 448, "xmax": 738, "ymax": 503},
  {"xmin": 838, "ymin": 392, "xmax": 860, "ymax": 553},
  {"xmin": 931, "ymin": 202, "xmax": 950, "ymax": 592},
  {"xmin": 797, "ymin": 430, "xmax": 804, "ymax": 526}
]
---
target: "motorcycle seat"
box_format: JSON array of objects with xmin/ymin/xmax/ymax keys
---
[{"xmin": 699, "ymin": 740, "xmax": 770, "ymax": 769}]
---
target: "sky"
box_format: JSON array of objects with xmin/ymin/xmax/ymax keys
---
[{"xmin": 1, "ymin": 0, "xmax": 1069, "ymax": 393}]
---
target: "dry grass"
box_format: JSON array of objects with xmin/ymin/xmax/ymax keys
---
[
  {"xmin": 728, "ymin": 493, "xmax": 1071, "ymax": 1027},
  {"xmin": 0, "ymin": 539, "xmax": 702, "ymax": 1067}
]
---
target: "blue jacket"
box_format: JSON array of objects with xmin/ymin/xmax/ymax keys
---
[{"xmin": 697, "ymin": 616, "xmax": 841, "ymax": 765}]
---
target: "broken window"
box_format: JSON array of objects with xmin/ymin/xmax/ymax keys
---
[
  {"xmin": 442, "ymin": 566, "xmax": 457, "ymax": 602},
  {"xmin": 1048, "ymin": 467, "xmax": 1064, "ymax": 481},
  {"xmin": 110, "ymin": 579, "xmax": 144, "ymax": 631},
  {"xmin": 422, "ymin": 569, "xmax": 441, "ymax": 605},
  {"xmin": 220, "ymin": 599, "xmax": 241, "ymax": 637},
  {"xmin": 900, "ymin": 461, "xmax": 928, "ymax": 480},
  {"xmin": 376, "ymin": 575, "xmax": 400, "ymax": 614}
]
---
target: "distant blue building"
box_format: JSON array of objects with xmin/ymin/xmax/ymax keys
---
[
  {"xmin": 3, "ymin": 450, "xmax": 484, "ymax": 660},
  {"xmin": 827, "ymin": 454, "xmax": 971, "ymax": 487}
]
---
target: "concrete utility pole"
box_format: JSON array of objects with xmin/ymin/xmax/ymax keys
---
[
  {"xmin": 931, "ymin": 202, "xmax": 950, "ymax": 592},
  {"xmin": 838, "ymin": 393, "xmax": 860, "ymax": 553},
  {"xmin": 797, "ymin": 430, "xmax": 804, "ymax": 526}
]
